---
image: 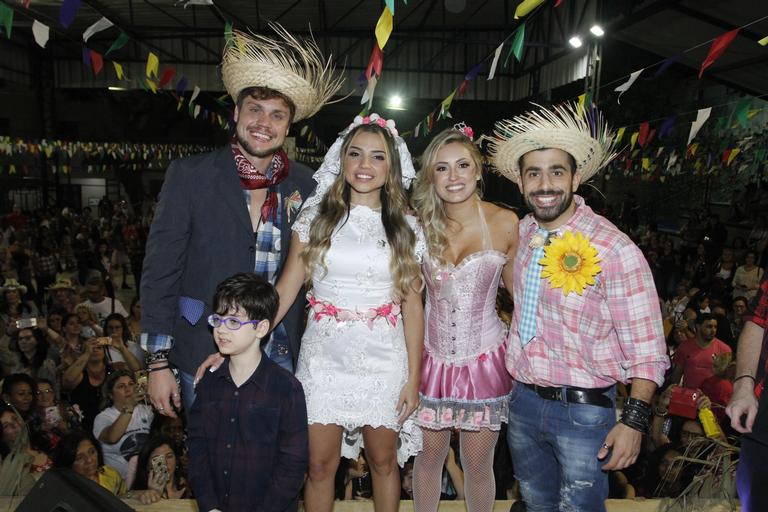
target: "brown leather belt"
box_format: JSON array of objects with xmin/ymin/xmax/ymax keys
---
[{"xmin": 522, "ymin": 383, "xmax": 614, "ymax": 408}]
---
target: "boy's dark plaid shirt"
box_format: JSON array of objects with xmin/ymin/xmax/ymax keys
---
[{"xmin": 188, "ymin": 355, "xmax": 308, "ymax": 512}]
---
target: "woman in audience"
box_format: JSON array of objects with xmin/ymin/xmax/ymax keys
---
[
  {"xmin": 0, "ymin": 406, "xmax": 52, "ymax": 480},
  {"xmin": 9, "ymin": 327, "xmax": 58, "ymax": 384},
  {"xmin": 2, "ymin": 373, "xmax": 38, "ymax": 422},
  {"xmin": 126, "ymin": 296, "xmax": 141, "ymax": 342},
  {"xmin": 75, "ymin": 303, "xmax": 103, "ymax": 338},
  {"xmin": 62, "ymin": 337, "xmax": 113, "ymax": 431},
  {"xmin": 52, "ymin": 430, "xmax": 126, "ymax": 495},
  {"xmin": 732, "ymin": 249, "xmax": 764, "ymax": 300},
  {"xmin": 131, "ymin": 435, "xmax": 189, "ymax": 504},
  {"xmin": 59, "ymin": 313, "xmax": 89, "ymax": 367},
  {"xmin": 93, "ymin": 369, "xmax": 153, "ymax": 481},
  {"xmin": 102, "ymin": 313, "xmax": 144, "ymax": 370}
]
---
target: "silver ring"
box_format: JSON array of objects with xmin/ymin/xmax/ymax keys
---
[
  {"xmin": 172, "ymin": 393, "xmax": 180, "ymax": 397},
  {"xmin": 158, "ymin": 406, "xmax": 165, "ymax": 411},
  {"xmin": 602, "ymin": 443, "xmax": 609, "ymax": 449}
]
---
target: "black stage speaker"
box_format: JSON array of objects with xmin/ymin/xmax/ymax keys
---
[{"xmin": 15, "ymin": 468, "xmax": 135, "ymax": 512}]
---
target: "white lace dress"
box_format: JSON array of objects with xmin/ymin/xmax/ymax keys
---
[{"xmin": 293, "ymin": 204, "xmax": 424, "ymax": 465}]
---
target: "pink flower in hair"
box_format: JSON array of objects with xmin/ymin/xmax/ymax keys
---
[{"xmin": 464, "ymin": 126, "xmax": 474, "ymax": 139}]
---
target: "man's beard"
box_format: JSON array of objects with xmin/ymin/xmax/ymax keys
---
[
  {"xmin": 524, "ymin": 188, "xmax": 574, "ymax": 223},
  {"xmin": 236, "ymin": 131, "xmax": 282, "ymax": 159}
]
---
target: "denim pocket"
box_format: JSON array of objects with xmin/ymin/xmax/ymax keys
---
[{"xmin": 566, "ymin": 402, "xmax": 613, "ymax": 428}]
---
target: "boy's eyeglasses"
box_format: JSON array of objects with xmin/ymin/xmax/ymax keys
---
[{"xmin": 207, "ymin": 314, "xmax": 261, "ymax": 331}]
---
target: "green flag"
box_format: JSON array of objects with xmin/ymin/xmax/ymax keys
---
[
  {"xmin": 504, "ymin": 24, "xmax": 526, "ymax": 67},
  {"xmin": 735, "ymin": 99, "xmax": 750, "ymax": 128},
  {"xmin": 106, "ymin": 32, "xmax": 130, "ymax": 56},
  {"xmin": 0, "ymin": 3, "xmax": 13, "ymax": 40},
  {"xmin": 224, "ymin": 21, "xmax": 233, "ymax": 44}
]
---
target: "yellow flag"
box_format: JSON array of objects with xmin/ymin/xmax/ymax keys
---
[
  {"xmin": 147, "ymin": 78, "xmax": 157, "ymax": 94},
  {"xmin": 577, "ymin": 93, "xmax": 587, "ymax": 110},
  {"xmin": 727, "ymin": 148, "xmax": 741, "ymax": 165},
  {"xmin": 146, "ymin": 52, "xmax": 159, "ymax": 78},
  {"xmin": 759, "ymin": 35, "xmax": 768, "ymax": 46},
  {"xmin": 630, "ymin": 132, "xmax": 639, "ymax": 150},
  {"xmin": 375, "ymin": 8, "xmax": 393, "ymax": 50},
  {"xmin": 689, "ymin": 142, "xmax": 699, "ymax": 156},
  {"xmin": 514, "ymin": 0, "xmax": 545, "ymax": 19},
  {"xmin": 441, "ymin": 89, "xmax": 457, "ymax": 113},
  {"xmin": 616, "ymin": 127, "xmax": 626, "ymax": 143},
  {"xmin": 642, "ymin": 158, "xmax": 650, "ymax": 171},
  {"xmin": 112, "ymin": 61, "xmax": 124, "ymax": 80}
]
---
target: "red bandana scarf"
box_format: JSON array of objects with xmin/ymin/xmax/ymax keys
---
[{"xmin": 231, "ymin": 141, "xmax": 289, "ymax": 222}]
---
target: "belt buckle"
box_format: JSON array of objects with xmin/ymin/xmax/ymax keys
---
[{"xmin": 553, "ymin": 388, "xmax": 563, "ymax": 401}]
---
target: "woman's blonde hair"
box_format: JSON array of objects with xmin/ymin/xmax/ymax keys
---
[
  {"xmin": 301, "ymin": 123, "xmax": 420, "ymax": 299},
  {"xmin": 412, "ymin": 128, "xmax": 483, "ymax": 266}
]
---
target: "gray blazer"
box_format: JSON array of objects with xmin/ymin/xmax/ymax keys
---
[{"xmin": 140, "ymin": 147, "xmax": 315, "ymax": 374}]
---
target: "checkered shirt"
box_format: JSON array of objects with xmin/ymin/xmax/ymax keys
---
[{"xmin": 506, "ymin": 195, "xmax": 669, "ymax": 388}]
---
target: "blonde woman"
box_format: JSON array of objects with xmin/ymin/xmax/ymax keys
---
[
  {"xmin": 196, "ymin": 114, "xmax": 424, "ymax": 512},
  {"xmin": 411, "ymin": 126, "xmax": 518, "ymax": 512}
]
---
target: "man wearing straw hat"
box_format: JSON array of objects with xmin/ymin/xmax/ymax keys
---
[
  {"xmin": 141, "ymin": 25, "xmax": 344, "ymax": 417},
  {"xmin": 490, "ymin": 103, "xmax": 669, "ymax": 511}
]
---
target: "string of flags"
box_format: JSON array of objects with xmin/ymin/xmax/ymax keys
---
[
  {"xmin": 0, "ymin": 0, "xmax": 233, "ymax": 130},
  {"xmin": 0, "ymin": 137, "xmax": 213, "ymax": 174}
]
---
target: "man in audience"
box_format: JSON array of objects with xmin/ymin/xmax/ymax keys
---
[
  {"xmin": 672, "ymin": 313, "xmax": 732, "ymax": 389},
  {"xmin": 77, "ymin": 275, "xmax": 128, "ymax": 323}
]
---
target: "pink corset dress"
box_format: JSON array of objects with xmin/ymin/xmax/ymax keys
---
[{"xmin": 416, "ymin": 243, "xmax": 513, "ymax": 431}]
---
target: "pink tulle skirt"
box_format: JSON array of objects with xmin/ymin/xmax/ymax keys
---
[{"xmin": 415, "ymin": 342, "xmax": 513, "ymax": 431}]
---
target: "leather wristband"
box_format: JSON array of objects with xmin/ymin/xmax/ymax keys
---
[{"xmin": 148, "ymin": 365, "xmax": 170, "ymax": 373}]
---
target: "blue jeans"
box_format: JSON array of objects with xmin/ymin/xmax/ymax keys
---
[{"xmin": 506, "ymin": 382, "xmax": 614, "ymax": 512}]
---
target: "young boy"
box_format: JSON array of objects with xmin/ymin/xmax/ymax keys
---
[{"xmin": 187, "ymin": 273, "xmax": 308, "ymax": 512}]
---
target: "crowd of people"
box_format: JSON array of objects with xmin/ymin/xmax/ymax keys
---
[{"xmin": 0, "ymin": 24, "xmax": 767, "ymax": 512}]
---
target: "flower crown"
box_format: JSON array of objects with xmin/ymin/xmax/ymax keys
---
[
  {"xmin": 348, "ymin": 113, "xmax": 399, "ymax": 138},
  {"xmin": 453, "ymin": 122, "xmax": 474, "ymax": 140}
]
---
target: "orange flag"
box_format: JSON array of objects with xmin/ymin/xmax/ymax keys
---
[{"xmin": 699, "ymin": 28, "xmax": 740, "ymax": 78}]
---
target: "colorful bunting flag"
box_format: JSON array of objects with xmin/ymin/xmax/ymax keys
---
[
  {"xmin": 224, "ymin": 21, "xmax": 233, "ymax": 44},
  {"xmin": 90, "ymin": 50, "xmax": 103, "ymax": 75},
  {"xmin": 514, "ymin": 0, "xmax": 545, "ymax": 19},
  {"xmin": 699, "ymin": 28, "xmax": 740, "ymax": 78},
  {"xmin": 146, "ymin": 52, "xmax": 159, "ymax": 78},
  {"xmin": 32, "ymin": 20, "xmax": 49, "ymax": 48},
  {"xmin": 487, "ymin": 43, "xmax": 504, "ymax": 80},
  {"xmin": 385, "ymin": 0, "xmax": 395, "ymax": 15},
  {"xmin": 106, "ymin": 32, "xmax": 130, "ymax": 55},
  {"xmin": 510, "ymin": 23, "xmax": 526, "ymax": 63},
  {"xmin": 82, "ymin": 17, "xmax": 113, "ymax": 42},
  {"xmin": 82, "ymin": 46, "xmax": 91, "ymax": 67},
  {"xmin": 759, "ymin": 36, "xmax": 768, "ymax": 46},
  {"xmin": 0, "ymin": 3, "xmax": 13, "ymax": 39},
  {"xmin": 727, "ymin": 148, "xmax": 740, "ymax": 165},
  {"xmin": 614, "ymin": 68, "xmax": 644, "ymax": 103},
  {"xmin": 190, "ymin": 86, "xmax": 201, "ymax": 104},
  {"xmin": 375, "ymin": 8, "xmax": 393, "ymax": 50},
  {"xmin": 659, "ymin": 116, "xmax": 676, "ymax": 139},
  {"xmin": 687, "ymin": 107, "xmax": 711, "ymax": 144},
  {"xmin": 555, "ymin": 0, "xmax": 565, "ymax": 6},
  {"xmin": 615, "ymin": 127, "xmax": 626, "ymax": 144},
  {"xmin": 60, "ymin": 0, "xmax": 81, "ymax": 29},
  {"xmin": 440, "ymin": 89, "xmax": 457, "ymax": 118},
  {"xmin": 638, "ymin": 122, "xmax": 650, "ymax": 148},
  {"xmin": 365, "ymin": 44, "xmax": 383, "ymax": 80},
  {"xmin": 735, "ymin": 99, "xmax": 750, "ymax": 128},
  {"xmin": 630, "ymin": 132, "xmax": 639, "ymax": 150},
  {"xmin": 653, "ymin": 54, "xmax": 680, "ymax": 78},
  {"xmin": 176, "ymin": 76, "xmax": 188, "ymax": 95},
  {"xmin": 112, "ymin": 61, "xmax": 124, "ymax": 80},
  {"xmin": 159, "ymin": 67, "xmax": 176, "ymax": 87}
]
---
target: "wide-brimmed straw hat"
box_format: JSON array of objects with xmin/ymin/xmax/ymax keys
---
[
  {"xmin": 221, "ymin": 23, "xmax": 345, "ymax": 122},
  {"xmin": 1, "ymin": 278, "xmax": 27, "ymax": 294},
  {"xmin": 48, "ymin": 275, "xmax": 76, "ymax": 291},
  {"xmin": 489, "ymin": 102, "xmax": 617, "ymax": 185}
]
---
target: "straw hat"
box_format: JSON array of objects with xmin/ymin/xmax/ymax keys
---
[
  {"xmin": 489, "ymin": 102, "xmax": 617, "ymax": 185},
  {"xmin": 48, "ymin": 275, "xmax": 75, "ymax": 291},
  {"xmin": 221, "ymin": 23, "xmax": 345, "ymax": 122},
  {"xmin": 1, "ymin": 278, "xmax": 27, "ymax": 294}
]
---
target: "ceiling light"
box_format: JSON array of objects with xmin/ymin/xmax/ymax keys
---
[
  {"xmin": 590, "ymin": 25, "xmax": 604, "ymax": 37},
  {"xmin": 387, "ymin": 94, "xmax": 405, "ymax": 110},
  {"xmin": 568, "ymin": 36, "xmax": 583, "ymax": 48},
  {"xmin": 108, "ymin": 86, "xmax": 127, "ymax": 91}
]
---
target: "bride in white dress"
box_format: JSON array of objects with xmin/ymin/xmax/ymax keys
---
[{"xmin": 277, "ymin": 114, "xmax": 424, "ymax": 511}]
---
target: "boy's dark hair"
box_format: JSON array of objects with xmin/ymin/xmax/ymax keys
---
[
  {"xmin": 236, "ymin": 86, "xmax": 296, "ymax": 124},
  {"xmin": 213, "ymin": 272, "xmax": 279, "ymax": 326}
]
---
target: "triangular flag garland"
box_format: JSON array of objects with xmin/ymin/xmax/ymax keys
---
[
  {"xmin": 614, "ymin": 68, "xmax": 644, "ymax": 103},
  {"xmin": 82, "ymin": 16, "xmax": 113, "ymax": 42},
  {"xmin": 60, "ymin": 0, "xmax": 81, "ymax": 29},
  {"xmin": 32, "ymin": 20, "xmax": 49, "ymax": 48},
  {"xmin": 687, "ymin": 107, "xmax": 712, "ymax": 144},
  {"xmin": 375, "ymin": 8, "xmax": 393, "ymax": 50},
  {"xmin": 146, "ymin": 52, "xmax": 159, "ymax": 79},
  {"xmin": 106, "ymin": 32, "xmax": 130, "ymax": 55}
]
